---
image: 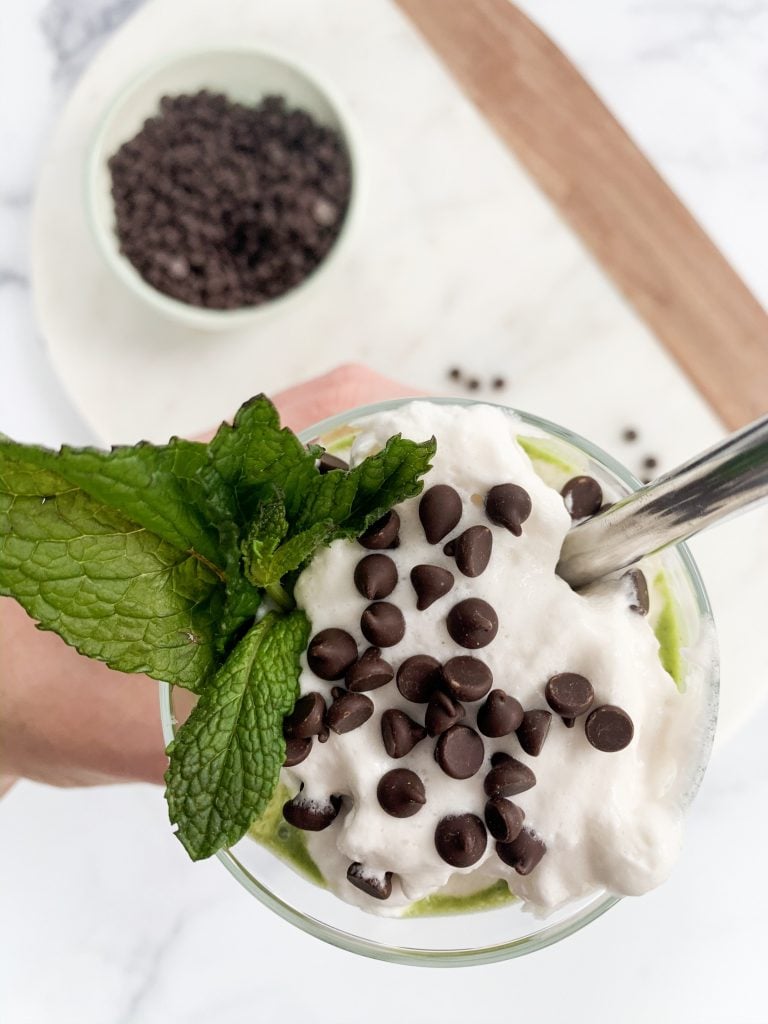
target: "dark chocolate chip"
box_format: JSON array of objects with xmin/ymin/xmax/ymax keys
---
[
  {"xmin": 283, "ymin": 794, "xmax": 341, "ymax": 831},
  {"xmin": 283, "ymin": 692, "xmax": 327, "ymax": 738},
  {"xmin": 284, "ymin": 736, "xmax": 313, "ymax": 767},
  {"xmin": 354, "ymin": 554, "xmax": 398, "ymax": 600},
  {"xmin": 397, "ymin": 654, "xmax": 443, "ymax": 703},
  {"xmin": 443, "ymin": 540, "xmax": 456, "ymax": 556},
  {"xmin": 483, "ymin": 757, "xmax": 536, "ymax": 797},
  {"xmin": 496, "ymin": 828, "xmax": 546, "ymax": 874},
  {"xmin": 585, "ymin": 705, "xmax": 634, "ymax": 752},
  {"xmin": 492, "ymin": 377, "xmax": 506, "ymax": 390},
  {"xmin": 307, "ymin": 628, "xmax": 358, "ymax": 680},
  {"xmin": 561, "ymin": 475, "xmax": 603, "ymax": 520},
  {"xmin": 435, "ymin": 724, "xmax": 485, "ymax": 779},
  {"xmin": 545, "ymin": 673, "xmax": 594, "ymax": 721},
  {"xmin": 623, "ymin": 568, "xmax": 649, "ymax": 615},
  {"xmin": 434, "ymin": 814, "xmax": 487, "ymax": 867},
  {"xmin": 410, "ymin": 564, "xmax": 455, "ymax": 610},
  {"xmin": 381, "ymin": 709, "xmax": 427, "ymax": 758},
  {"xmin": 516, "ymin": 709, "xmax": 552, "ymax": 756},
  {"xmin": 484, "ymin": 483, "xmax": 532, "ymax": 536},
  {"xmin": 642, "ymin": 455, "xmax": 658, "ymax": 470},
  {"xmin": 452, "ymin": 525, "xmax": 493, "ymax": 577},
  {"xmin": 345, "ymin": 647, "xmax": 394, "ymax": 692},
  {"xmin": 419, "ymin": 484, "xmax": 462, "ymax": 544},
  {"xmin": 361, "ymin": 602, "xmax": 405, "ymax": 647},
  {"xmin": 318, "ymin": 452, "xmax": 349, "ymax": 474},
  {"xmin": 477, "ymin": 690, "xmax": 524, "ymax": 737},
  {"xmin": 467, "ymin": 378, "xmax": 481, "ymax": 391},
  {"xmin": 442, "ymin": 656, "xmax": 493, "ymax": 702},
  {"xmin": 358, "ymin": 510, "xmax": 401, "ymax": 550},
  {"xmin": 491, "ymin": 750, "xmax": 514, "ymax": 768},
  {"xmin": 448, "ymin": 367, "xmax": 462, "ymax": 381},
  {"xmin": 622, "ymin": 427, "xmax": 638, "ymax": 443},
  {"xmin": 484, "ymin": 798, "xmax": 525, "ymax": 842},
  {"xmin": 446, "ymin": 598, "xmax": 499, "ymax": 649},
  {"xmin": 425, "ymin": 691, "xmax": 466, "ymax": 736},
  {"xmin": 317, "ymin": 725, "xmax": 330, "ymax": 743},
  {"xmin": 327, "ymin": 691, "xmax": 374, "ymax": 735},
  {"xmin": 346, "ymin": 862, "xmax": 393, "ymax": 900},
  {"xmin": 377, "ymin": 768, "xmax": 426, "ymax": 817}
]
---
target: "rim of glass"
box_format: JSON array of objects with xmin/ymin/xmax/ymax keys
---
[{"xmin": 159, "ymin": 396, "xmax": 717, "ymax": 967}]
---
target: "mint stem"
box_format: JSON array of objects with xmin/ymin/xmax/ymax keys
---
[{"xmin": 265, "ymin": 581, "xmax": 294, "ymax": 612}]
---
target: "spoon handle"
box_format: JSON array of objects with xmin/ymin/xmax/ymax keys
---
[{"xmin": 557, "ymin": 413, "xmax": 768, "ymax": 588}]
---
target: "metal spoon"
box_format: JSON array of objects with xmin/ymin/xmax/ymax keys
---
[{"xmin": 556, "ymin": 413, "xmax": 768, "ymax": 588}]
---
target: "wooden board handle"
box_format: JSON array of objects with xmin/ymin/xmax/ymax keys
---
[{"xmin": 395, "ymin": 0, "xmax": 768, "ymax": 429}]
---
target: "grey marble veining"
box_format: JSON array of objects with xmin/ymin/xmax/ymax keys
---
[{"xmin": 40, "ymin": 0, "xmax": 143, "ymax": 81}]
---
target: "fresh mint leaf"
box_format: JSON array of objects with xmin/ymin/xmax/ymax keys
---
[
  {"xmin": 165, "ymin": 610, "xmax": 310, "ymax": 861},
  {"xmin": 242, "ymin": 493, "xmax": 332, "ymax": 589}
]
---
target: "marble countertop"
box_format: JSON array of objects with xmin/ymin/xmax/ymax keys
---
[{"xmin": 1, "ymin": 2, "xmax": 767, "ymax": 1022}]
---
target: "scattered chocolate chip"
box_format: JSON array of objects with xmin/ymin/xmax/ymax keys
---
[
  {"xmin": 446, "ymin": 598, "xmax": 499, "ymax": 649},
  {"xmin": 354, "ymin": 554, "xmax": 398, "ymax": 600},
  {"xmin": 396, "ymin": 654, "xmax": 443, "ymax": 703},
  {"xmin": 381, "ymin": 709, "xmax": 427, "ymax": 758},
  {"xmin": 435, "ymin": 725, "xmax": 485, "ymax": 779},
  {"xmin": 358, "ymin": 510, "xmax": 401, "ymax": 550},
  {"xmin": 307, "ymin": 628, "xmax": 358, "ymax": 680},
  {"xmin": 484, "ymin": 757, "xmax": 536, "ymax": 797},
  {"xmin": 377, "ymin": 768, "xmax": 426, "ymax": 818},
  {"xmin": 448, "ymin": 367, "xmax": 462, "ymax": 381},
  {"xmin": 327, "ymin": 691, "xmax": 374, "ymax": 735},
  {"xmin": 642, "ymin": 455, "xmax": 658, "ymax": 470},
  {"xmin": 442, "ymin": 656, "xmax": 493, "ymax": 702},
  {"xmin": 318, "ymin": 452, "xmax": 349, "ymax": 474},
  {"xmin": 425, "ymin": 691, "xmax": 466, "ymax": 736},
  {"xmin": 361, "ymin": 602, "xmax": 406, "ymax": 647},
  {"xmin": 545, "ymin": 673, "xmax": 594, "ymax": 725},
  {"xmin": 345, "ymin": 647, "xmax": 394, "ymax": 692},
  {"xmin": 623, "ymin": 568, "xmax": 650, "ymax": 615},
  {"xmin": 419, "ymin": 485, "xmax": 463, "ymax": 544},
  {"xmin": 284, "ymin": 736, "xmax": 312, "ymax": 767},
  {"xmin": 467, "ymin": 378, "xmax": 481, "ymax": 391},
  {"xmin": 346, "ymin": 862, "xmax": 393, "ymax": 900},
  {"xmin": 561, "ymin": 476, "xmax": 603, "ymax": 520},
  {"xmin": 435, "ymin": 814, "xmax": 488, "ymax": 867},
  {"xmin": 622, "ymin": 427, "xmax": 638, "ymax": 443},
  {"xmin": 492, "ymin": 377, "xmax": 506, "ymax": 390},
  {"xmin": 452, "ymin": 525, "xmax": 493, "ymax": 577},
  {"xmin": 516, "ymin": 709, "xmax": 552, "ymax": 756},
  {"xmin": 585, "ymin": 705, "xmax": 634, "ymax": 752},
  {"xmin": 283, "ymin": 794, "xmax": 341, "ymax": 831},
  {"xmin": 477, "ymin": 690, "xmax": 524, "ymax": 737},
  {"xmin": 496, "ymin": 828, "xmax": 546, "ymax": 874},
  {"xmin": 485, "ymin": 483, "xmax": 532, "ymax": 537},
  {"xmin": 283, "ymin": 692, "xmax": 327, "ymax": 738},
  {"xmin": 484, "ymin": 798, "xmax": 525, "ymax": 842},
  {"xmin": 410, "ymin": 564, "xmax": 454, "ymax": 610}
]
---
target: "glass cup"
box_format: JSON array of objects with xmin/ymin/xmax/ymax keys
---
[{"xmin": 160, "ymin": 397, "xmax": 718, "ymax": 966}]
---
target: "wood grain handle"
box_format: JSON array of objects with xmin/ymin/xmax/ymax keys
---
[{"xmin": 395, "ymin": 0, "xmax": 768, "ymax": 429}]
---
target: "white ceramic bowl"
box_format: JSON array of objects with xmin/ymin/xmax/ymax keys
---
[{"xmin": 86, "ymin": 47, "xmax": 359, "ymax": 331}]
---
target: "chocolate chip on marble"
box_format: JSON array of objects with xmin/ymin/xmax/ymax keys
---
[
  {"xmin": 327, "ymin": 691, "xmax": 374, "ymax": 735},
  {"xmin": 484, "ymin": 797, "xmax": 525, "ymax": 843},
  {"xmin": 425, "ymin": 691, "xmax": 466, "ymax": 736},
  {"xmin": 585, "ymin": 705, "xmax": 634, "ymax": 752},
  {"xmin": 483, "ymin": 757, "xmax": 536, "ymax": 797},
  {"xmin": 435, "ymin": 725, "xmax": 485, "ymax": 779},
  {"xmin": 284, "ymin": 736, "xmax": 313, "ymax": 767},
  {"xmin": 623, "ymin": 568, "xmax": 650, "ymax": 615},
  {"xmin": 561, "ymin": 476, "xmax": 603, "ymax": 520},
  {"xmin": 410, "ymin": 564, "xmax": 455, "ymax": 610},
  {"xmin": 283, "ymin": 692, "xmax": 327, "ymax": 738},
  {"xmin": 317, "ymin": 452, "xmax": 349, "ymax": 474},
  {"xmin": 477, "ymin": 690, "xmax": 524, "ymax": 737},
  {"xmin": 452, "ymin": 525, "xmax": 493, "ymax": 577},
  {"xmin": 396, "ymin": 654, "xmax": 443, "ymax": 703},
  {"xmin": 419, "ymin": 484, "xmax": 463, "ymax": 544},
  {"xmin": 307, "ymin": 628, "xmax": 358, "ymax": 680},
  {"xmin": 354, "ymin": 554, "xmax": 398, "ymax": 600},
  {"xmin": 358, "ymin": 510, "xmax": 401, "ymax": 550},
  {"xmin": 622, "ymin": 427, "xmax": 638, "ymax": 443},
  {"xmin": 346, "ymin": 862, "xmax": 393, "ymax": 900},
  {"xmin": 381, "ymin": 709, "xmax": 427, "ymax": 758},
  {"xmin": 642, "ymin": 455, "xmax": 658, "ymax": 471},
  {"xmin": 442, "ymin": 656, "xmax": 493, "ymax": 702},
  {"xmin": 434, "ymin": 814, "xmax": 488, "ymax": 868},
  {"xmin": 361, "ymin": 602, "xmax": 406, "ymax": 647},
  {"xmin": 283, "ymin": 794, "xmax": 341, "ymax": 831},
  {"xmin": 484, "ymin": 483, "xmax": 532, "ymax": 537},
  {"xmin": 446, "ymin": 598, "xmax": 499, "ymax": 649},
  {"xmin": 496, "ymin": 828, "xmax": 547, "ymax": 875},
  {"xmin": 345, "ymin": 646, "xmax": 394, "ymax": 692},
  {"xmin": 545, "ymin": 673, "xmax": 594, "ymax": 726},
  {"xmin": 377, "ymin": 768, "xmax": 427, "ymax": 818},
  {"xmin": 516, "ymin": 709, "xmax": 552, "ymax": 757}
]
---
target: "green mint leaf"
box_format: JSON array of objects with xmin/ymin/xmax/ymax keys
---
[
  {"xmin": 165, "ymin": 609, "xmax": 310, "ymax": 860},
  {"xmin": 246, "ymin": 521, "xmax": 333, "ymax": 589}
]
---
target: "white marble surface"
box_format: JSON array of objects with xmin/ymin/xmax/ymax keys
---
[{"xmin": 1, "ymin": 1, "xmax": 767, "ymax": 1022}]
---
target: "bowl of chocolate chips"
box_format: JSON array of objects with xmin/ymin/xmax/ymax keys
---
[{"xmin": 87, "ymin": 47, "xmax": 357, "ymax": 329}]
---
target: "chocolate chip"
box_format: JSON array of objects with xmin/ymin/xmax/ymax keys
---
[
  {"xmin": 377, "ymin": 768, "xmax": 426, "ymax": 817},
  {"xmin": 346, "ymin": 862, "xmax": 393, "ymax": 900},
  {"xmin": 545, "ymin": 673, "xmax": 594, "ymax": 723},
  {"xmin": 283, "ymin": 692, "xmax": 327, "ymax": 738},
  {"xmin": 623, "ymin": 568, "xmax": 649, "ymax": 615},
  {"xmin": 358, "ymin": 510, "xmax": 401, "ymax": 550},
  {"xmin": 419, "ymin": 485, "xmax": 463, "ymax": 544},
  {"xmin": 317, "ymin": 725, "xmax": 330, "ymax": 743},
  {"xmin": 492, "ymin": 376, "xmax": 506, "ymax": 390},
  {"xmin": 327, "ymin": 691, "xmax": 374, "ymax": 735},
  {"xmin": 443, "ymin": 540, "xmax": 456, "ymax": 556},
  {"xmin": 284, "ymin": 736, "xmax": 312, "ymax": 766},
  {"xmin": 442, "ymin": 656, "xmax": 493, "ymax": 702},
  {"xmin": 381, "ymin": 709, "xmax": 427, "ymax": 758},
  {"xmin": 283, "ymin": 794, "xmax": 341, "ymax": 831},
  {"xmin": 361, "ymin": 602, "xmax": 405, "ymax": 647},
  {"xmin": 452, "ymin": 525, "xmax": 493, "ymax": 577},
  {"xmin": 448, "ymin": 367, "xmax": 462, "ymax": 381},
  {"xmin": 435, "ymin": 724, "xmax": 485, "ymax": 779},
  {"xmin": 397, "ymin": 654, "xmax": 443, "ymax": 703},
  {"xmin": 484, "ymin": 798, "xmax": 525, "ymax": 842},
  {"xmin": 307, "ymin": 628, "xmax": 358, "ymax": 680},
  {"xmin": 516, "ymin": 709, "xmax": 552, "ymax": 756},
  {"xmin": 345, "ymin": 647, "xmax": 394, "ymax": 692},
  {"xmin": 446, "ymin": 598, "xmax": 498, "ymax": 649},
  {"xmin": 622, "ymin": 427, "xmax": 638, "ymax": 443},
  {"xmin": 561, "ymin": 476, "xmax": 603, "ymax": 520},
  {"xmin": 425, "ymin": 691, "xmax": 466, "ymax": 736},
  {"xmin": 490, "ymin": 750, "xmax": 514, "ymax": 767},
  {"xmin": 354, "ymin": 554, "xmax": 398, "ymax": 600},
  {"xmin": 483, "ymin": 757, "xmax": 536, "ymax": 797},
  {"xmin": 484, "ymin": 483, "xmax": 532, "ymax": 536},
  {"xmin": 496, "ymin": 828, "xmax": 546, "ymax": 874},
  {"xmin": 410, "ymin": 564, "xmax": 455, "ymax": 610},
  {"xmin": 585, "ymin": 705, "xmax": 634, "ymax": 752},
  {"xmin": 642, "ymin": 455, "xmax": 658, "ymax": 470},
  {"xmin": 318, "ymin": 452, "xmax": 349, "ymax": 474},
  {"xmin": 434, "ymin": 814, "xmax": 487, "ymax": 867},
  {"xmin": 477, "ymin": 690, "xmax": 524, "ymax": 737}
]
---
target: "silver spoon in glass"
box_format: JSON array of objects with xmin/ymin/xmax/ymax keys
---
[{"xmin": 556, "ymin": 412, "xmax": 768, "ymax": 588}]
